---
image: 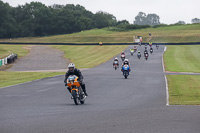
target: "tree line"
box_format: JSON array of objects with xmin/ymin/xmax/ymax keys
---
[
  {"xmin": 0, "ymin": 1, "xmax": 117, "ymax": 38},
  {"xmin": 0, "ymin": 0, "xmax": 199, "ymax": 39}
]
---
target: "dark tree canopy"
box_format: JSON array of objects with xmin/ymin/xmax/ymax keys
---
[
  {"xmin": 117, "ymin": 20, "xmax": 130, "ymax": 26},
  {"xmin": 0, "ymin": 1, "xmax": 117, "ymax": 38}
]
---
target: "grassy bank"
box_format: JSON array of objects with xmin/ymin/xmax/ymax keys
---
[
  {"xmin": 0, "ymin": 45, "xmax": 29, "ymax": 59},
  {"xmin": 164, "ymin": 45, "xmax": 200, "ymax": 73},
  {"xmin": 0, "ymin": 71, "xmax": 64, "ymax": 88},
  {"xmin": 52, "ymin": 45, "xmax": 128, "ymax": 68},
  {"xmin": 167, "ymin": 75, "xmax": 200, "ymax": 105},
  {"xmin": 1, "ymin": 24, "xmax": 200, "ymax": 43}
]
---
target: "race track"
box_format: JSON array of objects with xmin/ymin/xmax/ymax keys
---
[{"xmin": 1, "ymin": 45, "xmax": 200, "ymax": 133}]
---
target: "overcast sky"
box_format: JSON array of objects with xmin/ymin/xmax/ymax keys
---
[{"xmin": 2, "ymin": 0, "xmax": 200, "ymax": 24}]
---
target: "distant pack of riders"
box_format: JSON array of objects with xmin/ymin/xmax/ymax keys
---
[{"xmin": 112, "ymin": 43, "xmax": 159, "ymax": 78}]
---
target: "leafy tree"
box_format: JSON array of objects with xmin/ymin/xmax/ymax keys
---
[
  {"xmin": 175, "ymin": 21, "xmax": 185, "ymax": 24},
  {"xmin": 134, "ymin": 12, "xmax": 147, "ymax": 25},
  {"xmin": 146, "ymin": 14, "xmax": 160, "ymax": 25},
  {"xmin": 191, "ymin": 18, "xmax": 200, "ymax": 24},
  {"xmin": 134, "ymin": 12, "xmax": 160, "ymax": 25},
  {"xmin": 93, "ymin": 11, "xmax": 117, "ymax": 28},
  {"xmin": 0, "ymin": 1, "xmax": 17, "ymax": 38},
  {"xmin": 0, "ymin": 1, "xmax": 119, "ymax": 38},
  {"xmin": 117, "ymin": 20, "xmax": 129, "ymax": 25}
]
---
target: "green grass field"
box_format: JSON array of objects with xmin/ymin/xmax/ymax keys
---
[
  {"xmin": 52, "ymin": 45, "xmax": 128, "ymax": 68},
  {"xmin": 0, "ymin": 44, "xmax": 127, "ymax": 87},
  {"xmin": 164, "ymin": 45, "xmax": 200, "ymax": 105},
  {"xmin": 164, "ymin": 45, "xmax": 200, "ymax": 73},
  {"xmin": 0, "ymin": 71, "xmax": 64, "ymax": 88},
  {"xmin": 1, "ymin": 24, "xmax": 200, "ymax": 43},
  {"xmin": 167, "ymin": 75, "xmax": 200, "ymax": 105}
]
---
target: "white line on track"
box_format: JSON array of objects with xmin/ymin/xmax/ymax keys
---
[
  {"xmin": 162, "ymin": 46, "xmax": 169, "ymax": 106},
  {"xmin": 165, "ymin": 75, "xmax": 169, "ymax": 106},
  {"xmin": 36, "ymin": 88, "xmax": 55, "ymax": 92}
]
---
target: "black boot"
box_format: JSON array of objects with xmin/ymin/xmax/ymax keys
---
[
  {"xmin": 81, "ymin": 84, "xmax": 88, "ymax": 96},
  {"xmin": 67, "ymin": 87, "xmax": 71, "ymax": 93}
]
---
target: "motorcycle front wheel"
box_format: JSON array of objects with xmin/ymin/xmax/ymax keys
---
[{"xmin": 72, "ymin": 91, "xmax": 80, "ymax": 105}]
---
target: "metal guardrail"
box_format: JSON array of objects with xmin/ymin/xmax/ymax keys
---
[{"xmin": 0, "ymin": 42, "xmax": 200, "ymax": 45}]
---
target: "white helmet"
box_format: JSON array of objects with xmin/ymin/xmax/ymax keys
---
[
  {"xmin": 68, "ymin": 63, "xmax": 75, "ymax": 72},
  {"xmin": 115, "ymin": 57, "xmax": 118, "ymax": 60},
  {"xmin": 124, "ymin": 59, "xmax": 128, "ymax": 62}
]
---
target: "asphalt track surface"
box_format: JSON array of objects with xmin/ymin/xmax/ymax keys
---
[
  {"xmin": 1, "ymin": 46, "xmax": 200, "ymax": 133},
  {"xmin": 8, "ymin": 45, "xmax": 69, "ymax": 72}
]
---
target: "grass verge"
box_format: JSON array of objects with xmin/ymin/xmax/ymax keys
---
[
  {"xmin": 0, "ymin": 45, "xmax": 29, "ymax": 58},
  {"xmin": 164, "ymin": 45, "xmax": 200, "ymax": 73},
  {"xmin": 167, "ymin": 75, "xmax": 200, "ymax": 105},
  {"xmin": 1, "ymin": 24, "xmax": 200, "ymax": 43},
  {"xmin": 51, "ymin": 45, "xmax": 128, "ymax": 68},
  {"xmin": 0, "ymin": 71, "xmax": 64, "ymax": 88}
]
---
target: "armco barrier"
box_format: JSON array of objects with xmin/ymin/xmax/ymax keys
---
[{"xmin": 0, "ymin": 42, "xmax": 200, "ymax": 45}]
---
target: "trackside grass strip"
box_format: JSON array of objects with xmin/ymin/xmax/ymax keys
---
[
  {"xmin": 167, "ymin": 75, "xmax": 200, "ymax": 105},
  {"xmin": 164, "ymin": 45, "xmax": 200, "ymax": 73},
  {"xmin": 0, "ymin": 72, "xmax": 64, "ymax": 88}
]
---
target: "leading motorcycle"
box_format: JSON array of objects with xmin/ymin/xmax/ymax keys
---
[
  {"xmin": 122, "ymin": 65, "xmax": 130, "ymax": 79},
  {"xmin": 67, "ymin": 75, "xmax": 86, "ymax": 105}
]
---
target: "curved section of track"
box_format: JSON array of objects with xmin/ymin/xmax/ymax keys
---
[{"xmin": 1, "ymin": 45, "xmax": 200, "ymax": 133}]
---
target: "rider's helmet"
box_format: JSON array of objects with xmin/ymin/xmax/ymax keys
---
[
  {"xmin": 138, "ymin": 51, "xmax": 140, "ymax": 53},
  {"xmin": 68, "ymin": 63, "xmax": 75, "ymax": 72},
  {"xmin": 124, "ymin": 59, "xmax": 129, "ymax": 65},
  {"xmin": 115, "ymin": 57, "xmax": 118, "ymax": 60},
  {"xmin": 124, "ymin": 59, "xmax": 129, "ymax": 62}
]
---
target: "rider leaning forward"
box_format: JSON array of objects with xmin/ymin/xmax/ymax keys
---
[{"xmin": 64, "ymin": 63, "xmax": 88, "ymax": 96}]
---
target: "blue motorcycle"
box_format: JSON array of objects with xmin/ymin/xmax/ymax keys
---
[{"xmin": 122, "ymin": 65, "xmax": 130, "ymax": 79}]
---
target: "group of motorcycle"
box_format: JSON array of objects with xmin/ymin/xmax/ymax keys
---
[
  {"xmin": 113, "ymin": 44, "xmax": 159, "ymax": 79},
  {"xmin": 138, "ymin": 44, "xmax": 159, "ymax": 60},
  {"xmin": 113, "ymin": 53, "xmax": 130, "ymax": 79}
]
